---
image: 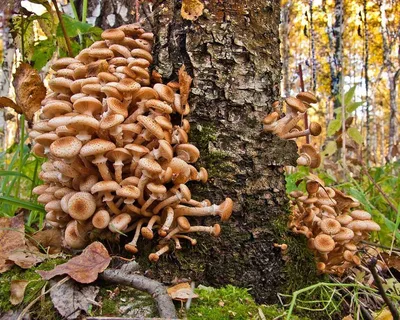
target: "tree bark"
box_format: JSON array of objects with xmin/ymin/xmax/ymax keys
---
[{"xmin": 89, "ymin": 0, "xmax": 297, "ymax": 304}]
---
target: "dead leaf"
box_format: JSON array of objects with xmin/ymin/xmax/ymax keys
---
[
  {"xmin": 374, "ymin": 308, "xmax": 393, "ymax": 320},
  {"xmin": 0, "ymin": 97, "xmax": 22, "ymax": 113},
  {"xmin": 178, "ymin": 65, "xmax": 192, "ymax": 108},
  {"xmin": 167, "ymin": 282, "xmax": 198, "ymax": 301},
  {"xmin": 0, "ymin": 214, "xmax": 25, "ymax": 273},
  {"xmin": 10, "ymin": 280, "xmax": 29, "ymax": 305},
  {"xmin": 50, "ymin": 278, "xmax": 99, "ymax": 319},
  {"xmin": 181, "ymin": 0, "xmax": 204, "ymax": 21},
  {"xmin": 37, "ymin": 242, "xmax": 111, "ymax": 283},
  {"xmin": 8, "ymin": 240, "xmax": 45, "ymax": 269},
  {"xmin": 342, "ymin": 315, "xmax": 353, "ymax": 320},
  {"xmin": 12, "ymin": 62, "xmax": 46, "ymax": 121},
  {"xmin": 381, "ymin": 252, "xmax": 400, "ymax": 273},
  {"xmin": 32, "ymin": 229, "xmax": 62, "ymax": 254}
]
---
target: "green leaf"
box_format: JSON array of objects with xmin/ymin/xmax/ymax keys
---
[
  {"xmin": 327, "ymin": 119, "xmax": 341, "ymax": 136},
  {"xmin": 322, "ymin": 141, "xmax": 337, "ymax": 156},
  {"xmin": 344, "ymin": 85, "xmax": 357, "ymax": 105},
  {"xmin": 0, "ymin": 171, "xmax": 33, "ymax": 181},
  {"xmin": 0, "ymin": 195, "xmax": 45, "ymax": 212},
  {"xmin": 347, "ymin": 101, "xmax": 364, "ymax": 113},
  {"xmin": 32, "ymin": 39, "xmax": 55, "ymax": 70},
  {"xmin": 347, "ymin": 127, "xmax": 363, "ymax": 144},
  {"xmin": 57, "ymin": 14, "xmax": 93, "ymax": 38}
]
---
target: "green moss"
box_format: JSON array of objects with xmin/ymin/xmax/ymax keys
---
[
  {"xmin": 93, "ymin": 284, "xmax": 157, "ymax": 318},
  {"xmin": 0, "ymin": 258, "xmax": 67, "ymax": 315},
  {"xmin": 185, "ymin": 285, "xmax": 307, "ymax": 320},
  {"xmin": 189, "ymin": 123, "xmax": 234, "ymax": 179}
]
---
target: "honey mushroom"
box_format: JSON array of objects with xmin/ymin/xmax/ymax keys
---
[{"xmin": 33, "ymin": 24, "xmax": 234, "ymax": 260}]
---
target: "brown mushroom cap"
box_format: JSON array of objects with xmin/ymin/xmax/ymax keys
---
[
  {"xmin": 101, "ymin": 28, "xmax": 125, "ymax": 41},
  {"xmin": 153, "ymin": 84, "xmax": 174, "ymax": 103},
  {"xmin": 296, "ymin": 92, "xmax": 317, "ymax": 104},
  {"xmin": 333, "ymin": 227, "xmax": 354, "ymax": 241},
  {"xmin": 285, "ymin": 97, "xmax": 307, "ymax": 113},
  {"xmin": 92, "ymin": 209, "xmax": 111, "ymax": 229},
  {"xmin": 350, "ymin": 210, "xmax": 371, "ymax": 221},
  {"xmin": 50, "ymin": 136, "xmax": 82, "ymax": 159},
  {"xmin": 320, "ymin": 218, "xmax": 341, "ymax": 235},
  {"xmin": 91, "ymin": 180, "xmax": 121, "ymax": 195},
  {"xmin": 80, "ymin": 139, "xmax": 116, "ymax": 158},
  {"xmin": 68, "ymin": 192, "xmax": 96, "ymax": 220},
  {"xmin": 137, "ymin": 115, "xmax": 164, "ymax": 140},
  {"xmin": 297, "ymin": 144, "xmax": 321, "ymax": 169},
  {"xmin": 314, "ymin": 234, "xmax": 335, "ymax": 253}
]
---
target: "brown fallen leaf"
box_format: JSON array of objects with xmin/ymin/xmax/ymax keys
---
[
  {"xmin": 178, "ymin": 65, "xmax": 192, "ymax": 108},
  {"xmin": 381, "ymin": 252, "xmax": 400, "ymax": 272},
  {"xmin": 50, "ymin": 278, "xmax": 99, "ymax": 319},
  {"xmin": 32, "ymin": 228, "xmax": 62, "ymax": 254},
  {"xmin": 12, "ymin": 62, "xmax": 46, "ymax": 121},
  {"xmin": 0, "ymin": 214, "xmax": 25, "ymax": 273},
  {"xmin": 181, "ymin": 0, "xmax": 204, "ymax": 21},
  {"xmin": 0, "ymin": 97, "xmax": 22, "ymax": 114},
  {"xmin": 167, "ymin": 282, "xmax": 198, "ymax": 301},
  {"xmin": 37, "ymin": 242, "xmax": 111, "ymax": 283},
  {"xmin": 10, "ymin": 280, "xmax": 29, "ymax": 305},
  {"xmin": 8, "ymin": 240, "xmax": 45, "ymax": 269}
]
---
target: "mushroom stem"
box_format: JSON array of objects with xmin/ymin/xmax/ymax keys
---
[
  {"xmin": 159, "ymin": 207, "xmax": 174, "ymax": 237},
  {"xmin": 149, "ymin": 244, "xmax": 169, "ymax": 262},
  {"xmin": 125, "ymin": 218, "xmax": 147, "ymax": 253},
  {"xmin": 106, "ymin": 201, "xmax": 121, "ymax": 215},
  {"xmin": 182, "ymin": 224, "xmax": 221, "ymax": 237},
  {"xmin": 141, "ymin": 215, "xmax": 161, "ymax": 239}
]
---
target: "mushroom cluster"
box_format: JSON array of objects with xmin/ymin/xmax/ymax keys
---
[
  {"xmin": 289, "ymin": 179, "xmax": 381, "ymax": 274},
  {"xmin": 263, "ymin": 92, "xmax": 321, "ymax": 168},
  {"xmin": 30, "ymin": 24, "xmax": 233, "ymax": 262}
]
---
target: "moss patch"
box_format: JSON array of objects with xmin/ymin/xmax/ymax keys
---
[
  {"xmin": 0, "ymin": 258, "xmax": 67, "ymax": 318},
  {"xmin": 189, "ymin": 123, "xmax": 234, "ymax": 179},
  {"xmin": 185, "ymin": 285, "xmax": 307, "ymax": 320}
]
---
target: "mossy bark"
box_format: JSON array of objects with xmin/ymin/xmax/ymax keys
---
[{"xmin": 90, "ymin": 0, "xmax": 298, "ymax": 304}]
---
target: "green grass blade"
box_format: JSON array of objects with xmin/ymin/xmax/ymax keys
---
[
  {"xmin": 0, "ymin": 170, "xmax": 33, "ymax": 181},
  {"xmin": 0, "ymin": 195, "xmax": 45, "ymax": 213}
]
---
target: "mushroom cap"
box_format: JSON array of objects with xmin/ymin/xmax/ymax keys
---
[
  {"xmin": 92, "ymin": 210, "xmax": 111, "ymax": 229},
  {"xmin": 106, "ymin": 148, "xmax": 132, "ymax": 163},
  {"xmin": 296, "ymin": 91, "xmax": 317, "ymax": 104},
  {"xmin": 50, "ymin": 136, "xmax": 82, "ymax": 159},
  {"xmin": 263, "ymin": 112, "xmax": 279, "ymax": 125},
  {"xmin": 88, "ymin": 48, "xmax": 114, "ymax": 59},
  {"xmin": 320, "ymin": 218, "xmax": 341, "ymax": 235},
  {"xmin": 53, "ymin": 160, "xmax": 79, "ymax": 178},
  {"xmin": 109, "ymin": 213, "xmax": 132, "ymax": 233},
  {"xmin": 313, "ymin": 234, "xmax": 335, "ymax": 253},
  {"xmin": 68, "ymin": 192, "xmax": 96, "ymax": 220},
  {"xmin": 153, "ymin": 83, "xmax": 174, "ymax": 103},
  {"xmin": 297, "ymin": 144, "xmax": 321, "ymax": 169},
  {"xmin": 64, "ymin": 220, "xmax": 87, "ymax": 249},
  {"xmin": 116, "ymin": 185, "xmax": 140, "ymax": 199},
  {"xmin": 145, "ymin": 99, "xmax": 173, "ymax": 114},
  {"xmin": 120, "ymin": 176, "xmax": 140, "ymax": 186},
  {"xmin": 218, "ymin": 198, "xmax": 234, "ymax": 221},
  {"xmin": 49, "ymin": 77, "xmax": 73, "ymax": 94},
  {"xmin": 350, "ymin": 210, "xmax": 371, "ymax": 221},
  {"xmin": 42, "ymin": 101, "xmax": 72, "ymax": 118},
  {"xmin": 363, "ymin": 220, "xmax": 381, "ymax": 231},
  {"xmin": 80, "ymin": 139, "xmax": 116, "ymax": 157},
  {"xmin": 168, "ymin": 158, "xmax": 191, "ymax": 184},
  {"xmin": 106, "ymin": 97, "xmax": 128, "ymax": 118},
  {"xmin": 346, "ymin": 220, "xmax": 367, "ymax": 231},
  {"xmin": 211, "ymin": 224, "xmax": 221, "ymax": 237},
  {"xmin": 306, "ymin": 180, "xmax": 320, "ymax": 194},
  {"xmin": 79, "ymin": 175, "xmax": 99, "ymax": 192},
  {"xmin": 116, "ymin": 78, "xmax": 141, "ymax": 94},
  {"xmin": 153, "ymin": 140, "xmax": 173, "ymax": 162},
  {"xmin": 101, "ymin": 28, "xmax": 125, "ymax": 41},
  {"xmin": 73, "ymin": 96, "xmax": 103, "ymax": 116},
  {"xmin": 175, "ymin": 144, "xmax": 200, "ymax": 163},
  {"xmin": 52, "ymin": 57, "xmax": 80, "ymax": 71},
  {"xmin": 35, "ymin": 133, "xmax": 59, "ymax": 146},
  {"xmin": 147, "ymin": 182, "xmax": 167, "ymax": 195},
  {"xmin": 100, "ymin": 113, "xmax": 125, "ymax": 130},
  {"xmin": 131, "ymin": 48, "xmax": 153, "ymax": 63},
  {"xmin": 132, "ymin": 87, "xmax": 159, "ymax": 102},
  {"xmin": 333, "ymin": 227, "xmax": 354, "ymax": 241},
  {"xmin": 91, "ymin": 181, "xmax": 121, "ymax": 194},
  {"xmin": 309, "ymin": 122, "xmax": 322, "ymax": 136},
  {"xmin": 137, "ymin": 115, "xmax": 164, "ymax": 140},
  {"xmin": 125, "ymin": 144, "xmax": 150, "ymax": 157},
  {"xmin": 336, "ymin": 214, "xmax": 353, "ymax": 225},
  {"xmin": 285, "ymin": 97, "xmax": 307, "ymax": 113},
  {"xmin": 138, "ymin": 158, "xmax": 163, "ymax": 176},
  {"xmin": 177, "ymin": 216, "xmax": 191, "ymax": 230},
  {"xmin": 68, "ymin": 114, "xmax": 100, "ymax": 131}
]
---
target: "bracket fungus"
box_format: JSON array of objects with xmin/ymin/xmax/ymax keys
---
[
  {"xmin": 289, "ymin": 179, "xmax": 380, "ymax": 275},
  {"xmin": 33, "ymin": 24, "xmax": 233, "ymax": 262}
]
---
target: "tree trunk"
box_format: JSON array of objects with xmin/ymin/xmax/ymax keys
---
[
  {"xmin": 281, "ymin": 0, "xmax": 291, "ymax": 97},
  {"xmin": 87, "ymin": 0, "xmax": 298, "ymax": 303}
]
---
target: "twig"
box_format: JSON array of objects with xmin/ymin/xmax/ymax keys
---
[
  {"xmin": 367, "ymin": 258, "xmax": 400, "ymax": 320},
  {"xmin": 298, "ymin": 64, "xmax": 310, "ymax": 144},
  {"xmin": 51, "ymin": 0, "xmax": 73, "ymax": 57},
  {"xmin": 361, "ymin": 240, "xmax": 400, "ymax": 253},
  {"xmin": 17, "ymin": 276, "xmax": 70, "ymax": 320},
  {"xmin": 99, "ymin": 269, "xmax": 177, "ymax": 319},
  {"xmin": 360, "ymin": 162, "xmax": 398, "ymax": 214}
]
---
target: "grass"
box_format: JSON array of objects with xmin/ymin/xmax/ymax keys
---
[{"xmin": 0, "ymin": 115, "xmax": 45, "ymax": 229}]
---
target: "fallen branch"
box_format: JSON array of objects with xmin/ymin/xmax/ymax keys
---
[
  {"xmin": 367, "ymin": 258, "xmax": 399, "ymax": 320},
  {"xmin": 99, "ymin": 269, "xmax": 177, "ymax": 319}
]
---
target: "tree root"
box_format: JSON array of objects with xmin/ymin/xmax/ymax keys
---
[{"xmin": 98, "ymin": 269, "xmax": 177, "ymax": 319}]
